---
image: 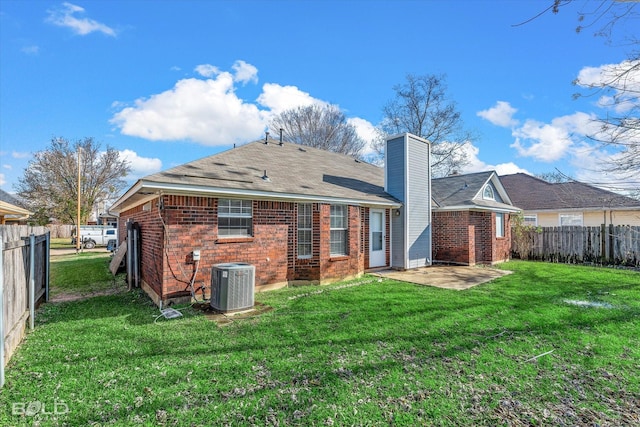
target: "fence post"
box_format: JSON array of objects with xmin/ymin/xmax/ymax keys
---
[
  {"xmin": 45, "ymin": 232, "xmax": 50, "ymax": 302},
  {"xmin": 1, "ymin": 237, "xmax": 5, "ymax": 388},
  {"xmin": 600, "ymin": 224, "xmax": 606, "ymax": 264},
  {"xmin": 608, "ymin": 224, "xmax": 615, "ymax": 264},
  {"xmin": 29, "ymin": 234, "xmax": 35, "ymax": 331}
]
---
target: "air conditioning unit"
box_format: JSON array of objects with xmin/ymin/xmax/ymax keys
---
[{"xmin": 210, "ymin": 263, "xmax": 255, "ymax": 312}]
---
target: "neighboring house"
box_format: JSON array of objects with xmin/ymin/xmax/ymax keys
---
[
  {"xmin": 0, "ymin": 189, "xmax": 31, "ymax": 224},
  {"xmin": 110, "ymin": 133, "xmax": 511, "ymax": 306},
  {"xmin": 97, "ymin": 212, "xmax": 118, "ymax": 227},
  {"xmin": 500, "ymin": 173, "xmax": 640, "ymax": 227},
  {"xmin": 431, "ymin": 171, "xmax": 520, "ymax": 265}
]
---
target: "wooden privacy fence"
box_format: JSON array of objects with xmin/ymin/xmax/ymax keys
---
[
  {"xmin": 0, "ymin": 225, "xmax": 50, "ymax": 387},
  {"xmin": 513, "ymin": 225, "xmax": 640, "ymax": 266}
]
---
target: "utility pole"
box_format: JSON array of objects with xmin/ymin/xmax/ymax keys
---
[{"xmin": 76, "ymin": 146, "xmax": 81, "ymax": 254}]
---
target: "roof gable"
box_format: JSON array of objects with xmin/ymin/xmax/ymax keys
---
[{"xmin": 431, "ymin": 171, "xmax": 517, "ymax": 212}]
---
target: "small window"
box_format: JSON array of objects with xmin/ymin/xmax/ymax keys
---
[
  {"xmin": 523, "ymin": 215, "xmax": 537, "ymax": 227},
  {"xmin": 330, "ymin": 205, "xmax": 348, "ymax": 256},
  {"xmin": 559, "ymin": 213, "xmax": 583, "ymax": 226},
  {"xmin": 106, "ymin": 229, "xmax": 115, "ymax": 235},
  {"xmin": 218, "ymin": 199, "xmax": 252, "ymax": 237},
  {"xmin": 483, "ymin": 185, "xmax": 495, "ymax": 200},
  {"xmin": 496, "ymin": 213, "xmax": 505, "ymax": 238},
  {"xmin": 298, "ymin": 203, "xmax": 312, "ymax": 258}
]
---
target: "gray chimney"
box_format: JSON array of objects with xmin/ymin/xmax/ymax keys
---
[{"xmin": 385, "ymin": 133, "xmax": 432, "ymax": 269}]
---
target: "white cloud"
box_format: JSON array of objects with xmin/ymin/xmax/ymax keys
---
[
  {"xmin": 21, "ymin": 45, "xmax": 39, "ymax": 55},
  {"xmin": 3, "ymin": 164, "xmax": 12, "ymax": 170},
  {"xmin": 232, "ymin": 60, "xmax": 258, "ymax": 85},
  {"xmin": 567, "ymin": 143, "xmax": 639, "ymax": 194},
  {"xmin": 111, "ymin": 70, "xmax": 266, "ymax": 146},
  {"xmin": 348, "ymin": 117, "xmax": 380, "ymax": 155},
  {"xmin": 257, "ymin": 83, "xmax": 322, "ymax": 114},
  {"xmin": 510, "ymin": 112, "xmax": 597, "ymax": 162},
  {"xmin": 111, "ymin": 62, "xmax": 335, "ymax": 147},
  {"xmin": 12, "ymin": 151, "xmax": 31, "ymax": 159},
  {"xmin": 0, "ymin": 173, "xmax": 5, "ymax": 186},
  {"xmin": 477, "ymin": 101, "xmax": 518, "ymax": 127},
  {"xmin": 194, "ymin": 64, "xmax": 219, "ymax": 78},
  {"xmin": 118, "ymin": 149, "xmax": 162, "ymax": 179},
  {"xmin": 461, "ymin": 143, "xmax": 530, "ymax": 176},
  {"xmin": 46, "ymin": 2, "xmax": 116, "ymax": 37},
  {"xmin": 576, "ymin": 60, "xmax": 640, "ymax": 114}
]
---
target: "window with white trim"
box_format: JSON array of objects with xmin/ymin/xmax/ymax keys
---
[
  {"xmin": 330, "ymin": 205, "xmax": 348, "ymax": 256},
  {"xmin": 483, "ymin": 185, "xmax": 495, "ymax": 200},
  {"xmin": 298, "ymin": 203, "xmax": 312, "ymax": 258},
  {"xmin": 496, "ymin": 212, "xmax": 505, "ymax": 238},
  {"xmin": 218, "ymin": 199, "xmax": 252, "ymax": 236},
  {"xmin": 523, "ymin": 215, "xmax": 538, "ymax": 227},
  {"xmin": 559, "ymin": 213, "xmax": 583, "ymax": 226}
]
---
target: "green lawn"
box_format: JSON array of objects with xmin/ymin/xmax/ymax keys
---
[
  {"xmin": 49, "ymin": 252, "xmax": 124, "ymax": 299},
  {"xmin": 1, "ymin": 261, "xmax": 638, "ymax": 426},
  {"xmin": 50, "ymin": 237, "xmax": 74, "ymax": 249}
]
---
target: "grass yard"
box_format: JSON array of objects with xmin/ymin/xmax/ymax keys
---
[
  {"xmin": 0, "ymin": 261, "xmax": 638, "ymax": 426},
  {"xmin": 50, "ymin": 237, "xmax": 75, "ymax": 250},
  {"xmin": 49, "ymin": 252, "xmax": 124, "ymax": 300}
]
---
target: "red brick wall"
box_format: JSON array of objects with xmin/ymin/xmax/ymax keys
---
[
  {"xmin": 119, "ymin": 196, "xmax": 379, "ymax": 303},
  {"xmin": 432, "ymin": 211, "xmax": 472, "ymax": 264},
  {"xmin": 159, "ymin": 197, "xmax": 294, "ymax": 298},
  {"xmin": 118, "ymin": 199, "xmax": 165, "ymax": 298},
  {"xmin": 470, "ymin": 211, "xmax": 492, "ymax": 263},
  {"xmin": 432, "ymin": 210, "xmax": 512, "ymax": 265},
  {"xmin": 319, "ymin": 204, "xmax": 364, "ymax": 282},
  {"xmin": 494, "ymin": 213, "xmax": 512, "ymax": 263}
]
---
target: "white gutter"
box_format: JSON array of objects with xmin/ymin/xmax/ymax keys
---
[{"xmin": 434, "ymin": 204, "xmax": 521, "ymax": 213}]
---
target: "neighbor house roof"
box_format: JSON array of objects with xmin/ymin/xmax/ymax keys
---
[
  {"xmin": 111, "ymin": 140, "xmax": 401, "ymax": 213},
  {"xmin": 500, "ymin": 173, "xmax": 640, "ymax": 212},
  {"xmin": 0, "ymin": 189, "xmax": 31, "ymax": 219},
  {"xmin": 431, "ymin": 171, "xmax": 519, "ymax": 213}
]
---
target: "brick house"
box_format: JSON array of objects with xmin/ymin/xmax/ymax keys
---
[
  {"xmin": 431, "ymin": 171, "xmax": 519, "ymax": 265},
  {"xmin": 111, "ymin": 133, "xmax": 514, "ymax": 305}
]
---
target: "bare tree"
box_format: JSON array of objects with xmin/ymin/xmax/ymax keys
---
[
  {"xmin": 269, "ymin": 104, "xmax": 366, "ymax": 157},
  {"xmin": 536, "ymin": 170, "xmax": 572, "ymax": 183},
  {"xmin": 518, "ymin": 1, "xmax": 639, "ymax": 191},
  {"xmin": 379, "ymin": 73, "xmax": 472, "ymax": 177},
  {"xmin": 16, "ymin": 137, "xmax": 131, "ymax": 225}
]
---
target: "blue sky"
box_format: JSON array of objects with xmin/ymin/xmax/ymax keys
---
[{"xmin": 1, "ymin": 0, "xmax": 637, "ymax": 195}]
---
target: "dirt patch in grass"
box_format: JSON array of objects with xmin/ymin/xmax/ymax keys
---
[
  {"xmin": 192, "ymin": 301, "xmax": 273, "ymax": 325},
  {"xmin": 49, "ymin": 287, "xmax": 126, "ymax": 303}
]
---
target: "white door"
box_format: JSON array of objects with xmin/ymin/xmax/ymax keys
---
[{"xmin": 369, "ymin": 209, "xmax": 386, "ymax": 267}]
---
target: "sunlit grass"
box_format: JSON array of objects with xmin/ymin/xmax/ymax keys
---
[{"xmin": 1, "ymin": 261, "xmax": 638, "ymax": 426}]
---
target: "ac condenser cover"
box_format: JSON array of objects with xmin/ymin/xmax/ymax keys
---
[{"xmin": 210, "ymin": 263, "xmax": 255, "ymax": 312}]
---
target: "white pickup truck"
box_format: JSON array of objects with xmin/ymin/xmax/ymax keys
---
[{"xmin": 71, "ymin": 226, "xmax": 118, "ymax": 249}]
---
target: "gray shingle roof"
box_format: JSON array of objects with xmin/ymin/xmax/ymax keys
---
[
  {"xmin": 0, "ymin": 189, "xmax": 24, "ymax": 207},
  {"xmin": 432, "ymin": 171, "xmax": 493, "ymax": 206},
  {"xmin": 431, "ymin": 171, "xmax": 517, "ymax": 212},
  {"xmin": 115, "ymin": 140, "xmax": 400, "ymax": 210},
  {"xmin": 500, "ymin": 173, "xmax": 640, "ymax": 210}
]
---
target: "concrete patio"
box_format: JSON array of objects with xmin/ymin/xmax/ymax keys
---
[{"xmin": 372, "ymin": 265, "xmax": 512, "ymax": 290}]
